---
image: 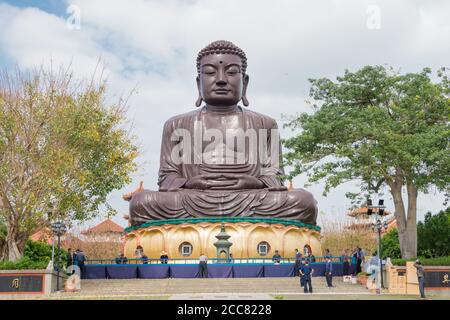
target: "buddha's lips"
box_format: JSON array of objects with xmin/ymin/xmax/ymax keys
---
[{"xmin": 213, "ymin": 89, "xmax": 231, "ymax": 94}]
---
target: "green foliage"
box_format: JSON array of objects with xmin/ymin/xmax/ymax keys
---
[
  {"xmin": 0, "ymin": 66, "xmax": 139, "ymax": 260},
  {"xmin": 283, "ymin": 65, "xmax": 450, "ymax": 199},
  {"xmin": 283, "ymin": 65, "xmax": 450, "ymax": 258},
  {"xmin": 0, "ymin": 240, "xmax": 67, "ymax": 270},
  {"xmin": 379, "ymin": 208, "xmax": 450, "ymax": 259},
  {"xmin": 417, "ymin": 208, "xmax": 450, "ymax": 257},
  {"xmin": 0, "ymin": 257, "xmax": 48, "ymax": 270},
  {"xmin": 23, "ymin": 240, "xmax": 66, "ymax": 265},
  {"xmin": 391, "ymin": 256, "xmax": 450, "ymax": 266},
  {"xmin": 380, "ymin": 229, "xmax": 402, "ymax": 259}
]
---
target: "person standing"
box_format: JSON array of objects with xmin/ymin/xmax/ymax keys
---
[
  {"xmin": 300, "ymin": 260, "xmax": 314, "ymax": 293},
  {"xmin": 299, "ymin": 260, "xmax": 306, "ymax": 287},
  {"xmin": 134, "ymin": 246, "xmax": 143, "ymax": 263},
  {"xmin": 324, "ymin": 249, "xmax": 332, "ymax": 260},
  {"xmin": 355, "ymin": 247, "xmax": 363, "ymax": 274},
  {"xmin": 306, "ymin": 252, "xmax": 316, "ymax": 263},
  {"xmin": 359, "ymin": 247, "xmax": 366, "ymax": 271},
  {"xmin": 341, "ymin": 249, "xmax": 350, "ymax": 276},
  {"xmin": 75, "ymin": 249, "xmax": 87, "ymax": 279},
  {"xmin": 198, "ymin": 253, "xmax": 208, "ymax": 278},
  {"xmin": 414, "ymin": 259, "xmax": 426, "ymax": 299},
  {"xmin": 325, "ymin": 257, "xmax": 333, "ymax": 287},
  {"xmin": 66, "ymin": 248, "xmax": 73, "ymax": 269},
  {"xmin": 294, "ymin": 249, "xmax": 302, "ymax": 276}
]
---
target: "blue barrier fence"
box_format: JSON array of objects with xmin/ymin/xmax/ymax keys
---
[{"xmin": 85, "ymin": 256, "xmax": 356, "ymax": 265}]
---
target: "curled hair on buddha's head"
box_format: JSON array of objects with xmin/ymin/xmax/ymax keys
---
[{"xmin": 196, "ymin": 40, "xmax": 248, "ymax": 74}]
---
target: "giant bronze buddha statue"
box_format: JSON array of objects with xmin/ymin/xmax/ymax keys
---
[{"xmin": 123, "ymin": 41, "xmax": 321, "ymax": 259}]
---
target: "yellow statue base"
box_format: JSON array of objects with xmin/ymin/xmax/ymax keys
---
[{"xmin": 123, "ymin": 218, "xmax": 321, "ymax": 259}]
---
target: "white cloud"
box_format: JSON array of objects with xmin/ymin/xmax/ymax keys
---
[{"xmin": 0, "ymin": 0, "xmax": 448, "ymax": 227}]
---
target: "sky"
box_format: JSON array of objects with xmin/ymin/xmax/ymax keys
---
[{"xmin": 0, "ymin": 0, "xmax": 448, "ymax": 229}]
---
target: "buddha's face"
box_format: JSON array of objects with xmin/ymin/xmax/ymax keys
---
[{"xmin": 197, "ymin": 53, "xmax": 249, "ymax": 107}]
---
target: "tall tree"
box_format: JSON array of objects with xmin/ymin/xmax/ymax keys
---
[
  {"xmin": 284, "ymin": 66, "xmax": 450, "ymax": 258},
  {"xmin": 0, "ymin": 67, "xmax": 139, "ymax": 261}
]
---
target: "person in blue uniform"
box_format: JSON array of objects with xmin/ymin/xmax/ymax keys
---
[
  {"xmin": 299, "ymin": 260, "xmax": 314, "ymax": 293},
  {"xmin": 325, "ymin": 257, "xmax": 333, "ymax": 287}
]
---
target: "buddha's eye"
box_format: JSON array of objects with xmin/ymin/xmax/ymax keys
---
[
  {"xmin": 226, "ymin": 67, "xmax": 240, "ymax": 75},
  {"xmin": 202, "ymin": 67, "xmax": 216, "ymax": 75}
]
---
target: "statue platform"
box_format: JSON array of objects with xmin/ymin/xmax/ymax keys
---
[{"xmin": 123, "ymin": 217, "xmax": 322, "ymax": 259}]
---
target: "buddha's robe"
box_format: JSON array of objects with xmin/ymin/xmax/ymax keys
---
[{"xmin": 129, "ymin": 106, "xmax": 318, "ymax": 225}]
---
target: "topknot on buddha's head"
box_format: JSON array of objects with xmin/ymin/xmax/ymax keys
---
[{"xmin": 196, "ymin": 40, "xmax": 247, "ymax": 74}]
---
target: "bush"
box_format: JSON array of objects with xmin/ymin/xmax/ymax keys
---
[
  {"xmin": 0, "ymin": 257, "xmax": 49, "ymax": 270},
  {"xmin": 417, "ymin": 208, "xmax": 450, "ymax": 258},
  {"xmin": 391, "ymin": 256, "xmax": 450, "ymax": 266},
  {"xmin": 0, "ymin": 240, "xmax": 67, "ymax": 270},
  {"xmin": 380, "ymin": 229, "xmax": 401, "ymax": 259}
]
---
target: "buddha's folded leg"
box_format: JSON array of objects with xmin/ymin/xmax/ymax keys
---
[
  {"xmin": 129, "ymin": 190, "xmax": 189, "ymax": 225},
  {"xmin": 252, "ymin": 188, "xmax": 318, "ymax": 225}
]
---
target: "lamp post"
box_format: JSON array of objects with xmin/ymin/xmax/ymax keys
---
[
  {"xmin": 367, "ymin": 199, "xmax": 388, "ymax": 290},
  {"xmin": 51, "ymin": 221, "xmax": 67, "ymax": 291}
]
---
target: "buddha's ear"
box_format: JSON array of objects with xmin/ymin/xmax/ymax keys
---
[
  {"xmin": 195, "ymin": 76, "xmax": 202, "ymax": 107},
  {"xmin": 242, "ymin": 74, "xmax": 249, "ymax": 107}
]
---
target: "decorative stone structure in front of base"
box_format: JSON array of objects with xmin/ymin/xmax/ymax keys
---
[
  {"xmin": 0, "ymin": 269, "xmax": 67, "ymax": 294},
  {"xmin": 123, "ymin": 217, "xmax": 322, "ymax": 260}
]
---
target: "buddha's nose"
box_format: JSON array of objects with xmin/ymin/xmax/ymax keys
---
[
  {"xmin": 216, "ymin": 70, "xmax": 227, "ymax": 85},
  {"xmin": 216, "ymin": 79, "xmax": 227, "ymax": 86}
]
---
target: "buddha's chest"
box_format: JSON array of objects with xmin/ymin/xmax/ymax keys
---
[
  {"xmin": 201, "ymin": 113, "xmax": 242, "ymax": 132},
  {"xmin": 198, "ymin": 113, "xmax": 248, "ymax": 161}
]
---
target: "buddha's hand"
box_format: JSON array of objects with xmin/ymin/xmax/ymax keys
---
[
  {"xmin": 209, "ymin": 174, "xmax": 265, "ymax": 190},
  {"xmin": 185, "ymin": 174, "xmax": 237, "ymax": 190}
]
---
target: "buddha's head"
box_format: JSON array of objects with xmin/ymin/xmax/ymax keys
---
[{"xmin": 195, "ymin": 40, "xmax": 249, "ymax": 107}]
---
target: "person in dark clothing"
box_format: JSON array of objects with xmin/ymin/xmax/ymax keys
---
[
  {"xmin": 341, "ymin": 249, "xmax": 350, "ymax": 276},
  {"xmin": 272, "ymin": 250, "xmax": 282, "ymax": 264},
  {"xmin": 324, "ymin": 249, "xmax": 332, "ymax": 260},
  {"xmin": 75, "ymin": 249, "xmax": 87, "ymax": 279},
  {"xmin": 65, "ymin": 248, "xmax": 74, "ymax": 275},
  {"xmin": 353, "ymin": 247, "xmax": 362, "ymax": 275},
  {"xmin": 141, "ymin": 253, "xmax": 149, "ymax": 264},
  {"xmin": 325, "ymin": 257, "xmax": 333, "ymax": 287},
  {"xmin": 299, "ymin": 260, "xmax": 306, "ymax": 287},
  {"xmin": 294, "ymin": 249, "xmax": 302, "ymax": 276},
  {"xmin": 115, "ymin": 253, "xmax": 128, "ymax": 264},
  {"xmin": 66, "ymin": 248, "xmax": 73, "ymax": 267},
  {"xmin": 306, "ymin": 252, "xmax": 316, "ymax": 263},
  {"xmin": 198, "ymin": 253, "xmax": 208, "ymax": 278},
  {"xmin": 414, "ymin": 259, "xmax": 426, "ymax": 299},
  {"xmin": 299, "ymin": 260, "xmax": 314, "ymax": 293},
  {"xmin": 160, "ymin": 251, "xmax": 169, "ymax": 264}
]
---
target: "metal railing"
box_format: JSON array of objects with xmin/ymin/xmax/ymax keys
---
[{"xmin": 85, "ymin": 256, "xmax": 356, "ymax": 265}]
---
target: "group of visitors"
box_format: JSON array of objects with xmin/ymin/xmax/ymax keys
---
[
  {"xmin": 298, "ymin": 257, "xmax": 335, "ymax": 293},
  {"xmin": 115, "ymin": 248, "xmax": 169, "ymax": 265},
  {"xmin": 66, "ymin": 248, "xmax": 87, "ymax": 277}
]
